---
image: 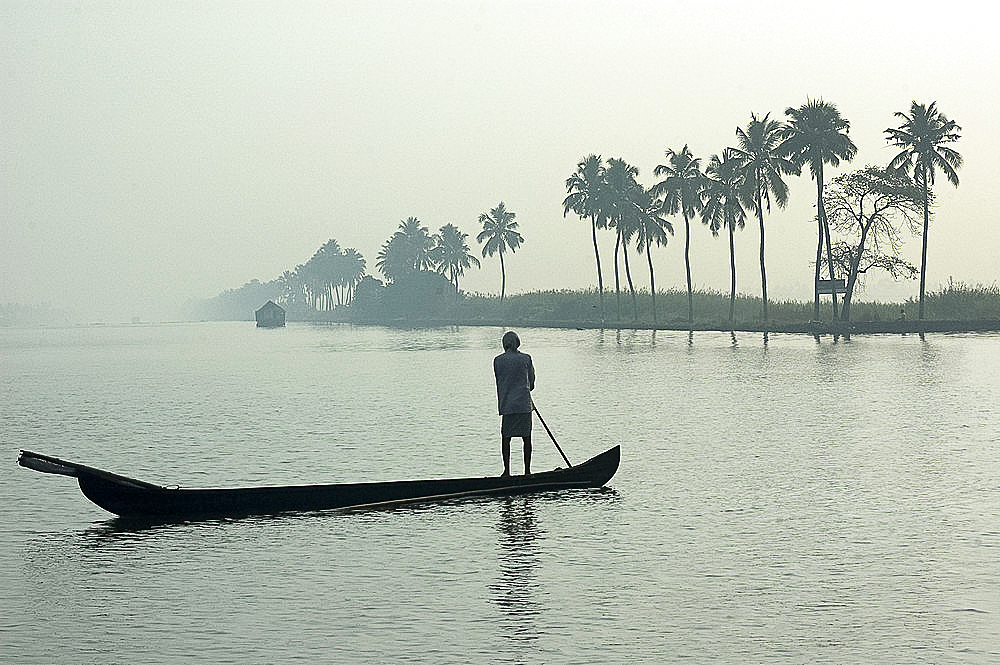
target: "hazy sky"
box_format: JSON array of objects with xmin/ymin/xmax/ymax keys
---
[{"xmin": 3, "ymin": 1, "xmax": 997, "ymax": 321}]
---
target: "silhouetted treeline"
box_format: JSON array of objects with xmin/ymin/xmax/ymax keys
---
[
  {"xmin": 184, "ymin": 271, "xmax": 999, "ymax": 331},
  {"xmin": 186, "ymin": 97, "xmax": 977, "ymax": 328}
]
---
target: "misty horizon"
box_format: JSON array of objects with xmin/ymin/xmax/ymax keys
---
[{"xmin": 3, "ymin": 1, "xmax": 997, "ymax": 323}]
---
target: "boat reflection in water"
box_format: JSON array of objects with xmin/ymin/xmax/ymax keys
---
[{"xmin": 491, "ymin": 496, "xmax": 544, "ymax": 643}]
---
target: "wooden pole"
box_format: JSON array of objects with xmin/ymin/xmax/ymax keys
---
[{"xmin": 531, "ymin": 401, "xmax": 572, "ymax": 467}]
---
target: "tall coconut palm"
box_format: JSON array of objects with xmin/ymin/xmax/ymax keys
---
[
  {"xmin": 396, "ymin": 216, "xmax": 436, "ymax": 272},
  {"xmin": 375, "ymin": 234, "xmax": 409, "ymax": 283},
  {"xmin": 652, "ymin": 145, "xmax": 705, "ymax": 328},
  {"xmin": 781, "ymin": 99, "xmax": 858, "ymax": 320},
  {"xmin": 701, "ymin": 149, "xmax": 748, "ymax": 324},
  {"xmin": 617, "ymin": 198, "xmax": 642, "ymax": 320},
  {"xmin": 630, "ymin": 186, "xmax": 673, "ymax": 324},
  {"xmin": 376, "ymin": 217, "xmax": 435, "ymax": 282},
  {"xmin": 885, "ymin": 101, "xmax": 962, "ymax": 319},
  {"xmin": 375, "ymin": 217, "xmax": 434, "ymax": 282},
  {"xmin": 301, "ymin": 239, "xmax": 345, "ymax": 310},
  {"xmin": 340, "ymin": 248, "xmax": 366, "ymax": 305},
  {"xmin": 433, "ymin": 223, "xmax": 480, "ymax": 294},
  {"xmin": 730, "ymin": 113, "xmax": 798, "ymax": 324},
  {"xmin": 603, "ymin": 158, "xmax": 642, "ymax": 321},
  {"xmin": 476, "ymin": 202, "xmax": 523, "ymax": 301},
  {"xmin": 563, "ymin": 154, "xmax": 608, "ymax": 320}
]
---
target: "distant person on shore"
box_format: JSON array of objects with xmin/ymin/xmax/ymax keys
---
[{"xmin": 493, "ymin": 331, "xmax": 535, "ymax": 476}]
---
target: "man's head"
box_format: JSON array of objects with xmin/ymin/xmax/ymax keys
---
[{"xmin": 502, "ymin": 331, "xmax": 520, "ymax": 351}]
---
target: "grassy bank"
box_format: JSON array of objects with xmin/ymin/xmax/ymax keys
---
[{"xmin": 441, "ymin": 282, "xmax": 1000, "ymax": 333}]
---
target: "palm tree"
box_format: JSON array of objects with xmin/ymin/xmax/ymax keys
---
[
  {"xmin": 781, "ymin": 99, "xmax": 858, "ymax": 320},
  {"xmin": 701, "ymin": 149, "xmax": 748, "ymax": 324},
  {"xmin": 477, "ymin": 202, "xmax": 523, "ymax": 301},
  {"xmin": 630, "ymin": 186, "xmax": 673, "ymax": 324},
  {"xmin": 885, "ymin": 101, "xmax": 962, "ymax": 319},
  {"xmin": 652, "ymin": 145, "xmax": 705, "ymax": 328},
  {"xmin": 396, "ymin": 216, "xmax": 435, "ymax": 272},
  {"xmin": 730, "ymin": 113, "xmax": 798, "ymax": 324},
  {"xmin": 340, "ymin": 248, "xmax": 366, "ymax": 304},
  {"xmin": 563, "ymin": 155, "xmax": 608, "ymax": 320},
  {"xmin": 376, "ymin": 217, "xmax": 435, "ymax": 283},
  {"xmin": 617, "ymin": 198, "xmax": 642, "ymax": 320},
  {"xmin": 375, "ymin": 234, "xmax": 409, "ymax": 283},
  {"xmin": 433, "ymin": 223, "xmax": 480, "ymax": 294},
  {"xmin": 301, "ymin": 239, "xmax": 347, "ymax": 311},
  {"xmin": 603, "ymin": 158, "xmax": 642, "ymax": 321}
]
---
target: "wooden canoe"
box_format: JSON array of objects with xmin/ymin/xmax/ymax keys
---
[{"xmin": 17, "ymin": 446, "xmax": 620, "ymax": 520}]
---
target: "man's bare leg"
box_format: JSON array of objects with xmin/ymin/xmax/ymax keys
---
[{"xmin": 501, "ymin": 437, "xmax": 512, "ymax": 476}]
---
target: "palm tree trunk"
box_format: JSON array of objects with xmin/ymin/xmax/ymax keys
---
[
  {"xmin": 499, "ymin": 250, "xmax": 506, "ymax": 301},
  {"xmin": 823, "ymin": 217, "xmax": 839, "ymax": 320},
  {"xmin": 756, "ymin": 192, "xmax": 768, "ymax": 324},
  {"xmin": 813, "ymin": 216, "xmax": 823, "ymax": 320},
  {"xmin": 818, "ymin": 169, "xmax": 839, "ymax": 320},
  {"xmin": 590, "ymin": 216, "xmax": 605, "ymax": 321},
  {"xmin": 646, "ymin": 236, "xmax": 657, "ymax": 325},
  {"xmin": 622, "ymin": 244, "xmax": 637, "ymax": 320},
  {"xmin": 918, "ymin": 167, "xmax": 930, "ymax": 320},
  {"xmin": 613, "ymin": 229, "xmax": 622, "ymax": 321},
  {"xmin": 683, "ymin": 211, "xmax": 693, "ymax": 328},
  {"xmin": 728, "ymin": 223, "xmax": 736, "ymax": 325}
]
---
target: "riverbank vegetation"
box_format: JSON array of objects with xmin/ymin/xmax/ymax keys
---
[
  {"xmin": 365, "ymin": 281, "xmax": 1000, "ymax": 331},
  {"xmin": 179, "ymin": 97, "xmax": 977, "ymax": 331},
  {"xmin": 183, "ymin": 276, "xmax": 999, "ymax": 333}
]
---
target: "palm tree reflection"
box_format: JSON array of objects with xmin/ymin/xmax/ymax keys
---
[{"xmin": 489, "ymin": 495, "xmax": 543, "ymax": 643}]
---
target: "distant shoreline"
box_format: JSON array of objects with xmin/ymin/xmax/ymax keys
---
[{"xmin": 4, "ymin": 317, "xmax": 1000, "ymax": 337}]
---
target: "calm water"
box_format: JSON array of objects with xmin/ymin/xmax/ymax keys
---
[{"xmin": 2, "ymin": 322, "xmax": 998, "ymax": 664}]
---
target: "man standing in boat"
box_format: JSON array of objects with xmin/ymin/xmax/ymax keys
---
[{"xmin": 493, "ymin": 331, "xmax": 535, "ymax": 476}]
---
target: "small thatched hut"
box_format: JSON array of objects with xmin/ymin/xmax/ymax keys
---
[{"xmin": 255, "ymin": 301, "xmax": 285, "ymax": 328}]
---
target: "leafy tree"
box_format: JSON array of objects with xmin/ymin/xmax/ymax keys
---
[
  {"xmin": 701, "ymin": 149, "xmax": 748, "ymax": 324},
  {"xmin": 477, "ymin": 202, "xmax": 523, "ymax": 301},
  {"xmin": 629, "ymin": 185, "xmax": 674, "ymax": 323},
  {"xmin": 563, "ymin": 154, "xmax": 609, "ymax": 320},
  {"xmin": 603, "ymin": 158, "xmax": 642, "ymax": 320},
  {"xmin": 652, "ymin": 145, "xmax": 706, "ymax": 328},
  {"xmin": 731, "ymin": 113, "xmax": 798, "ymax": 324},
  {"xmin": 351, "ymin": 275, "xmax": 385, "ymax": 321},
  {"xmin": 885, "ymin": 101, "xmax": 963, "ymax": 319},
  {"xmin": 432, "ymin": 223, "xmax": 480, "ymax": 294},
  {"xmin": 824, "ymin": 166, "xmax": 924, "ymax": 321},
  {"xmin": 781, "ymin": 99, "xmax": 858, "ymax": 320}
]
